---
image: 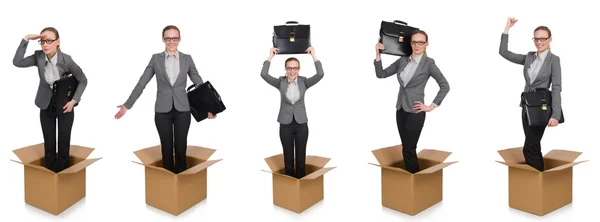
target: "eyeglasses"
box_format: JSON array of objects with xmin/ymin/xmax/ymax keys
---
[
  {"xmin": 38, "ymin": 39, "xmax": 57, "ymax": 45},
  {"xmin": 163, "ymin": 37, "xmax": 180, "ymax": 42},
  {"xmin": 532, "ymin": 37, "xmax": 549, "ymax": 42},
  {"xmin": 285, "ymin": 67, "xmax": 299, "ymax": 71},
  {"xmin": 410, "ymin": 41, "xmax": 427, "ymax": 46}
]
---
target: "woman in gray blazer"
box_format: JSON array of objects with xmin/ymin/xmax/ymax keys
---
[
  {"xmin": 13, "ymin": 27, "xmax": 88, "ymax": 173},
  {"xmin": 114, "ymin": 25, "xmax": 215, "ymax": 174},
  {"xmin": 261, "ymin": 46, "xmax": 324, "ymax": 179},
  {"xmin": 499, "ymin": 17, "xmax": 563, "ymax": 172},
  {"xmin": 374, "ymin": 30, "xmax": 450, "ymax": 174}
]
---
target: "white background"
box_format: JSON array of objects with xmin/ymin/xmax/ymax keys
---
[{"xmin": 0, "ymin": 0, "xmax": 598, "ymax": 221}]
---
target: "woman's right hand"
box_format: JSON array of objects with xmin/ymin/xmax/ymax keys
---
[
  {"xmin": 504, "ymin": 17, "xmax": 518, "ymax": 33},
  {"xmin": 375, "ymin": 37, "xmax": 385, "ymax": 60},
  {"xmin": 115, "ymin": 105, "xmax": 128, "ymax": 119},
  {"xmin": 268, "ymin": 47, "xmax": 279, "ymax": 61},
  {"xmin": 24, "ymin": 34, "xmax": 43, "ymax": 41}
]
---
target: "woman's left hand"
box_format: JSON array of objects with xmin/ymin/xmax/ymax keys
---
[
  {"xmin": 413, "ymin": 101, "xmax": 434, "ymax": 113},
  {"xmin": 548, "ymin": 118, "xmax": 559, "ymax": 127},
  {"xmin": 306, "ymin": 46, "xmax": 316, "ymax": 60},
  {"xmin": 63, "ymin": 100, "xmax": 76, "ymax": 113}
]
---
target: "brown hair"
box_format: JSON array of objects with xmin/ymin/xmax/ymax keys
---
[
  {"xmin": 411, "ymin": 30, "xmax": 428, "ymax": 56},
  {"xmin": 285, "ymin": 57, "xmax": 300, "ymax": 68},
  {"xmin": 534, "ymin": 26, "xmax": 552, "ymax": 50},
  {"xmin": 40, "ymin": 27, "xmax": 60, "ymax": 51},
  {"xmin": 162, "ymin": 25, "xmax": 180, "ymax": 37}
]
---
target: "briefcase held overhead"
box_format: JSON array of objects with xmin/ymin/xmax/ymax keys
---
[
  {"xmin": 379, "ymin": 20, "xmax": 419, "ymax": 57},
  {"xmin": 273, "ymin": 21, "xmax": 311, "ymax": 54},
  {"xmin": 186, "ymin": 81, "xmax": 226, "ymax": 122}
]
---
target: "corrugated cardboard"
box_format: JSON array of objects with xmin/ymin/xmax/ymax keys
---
[
  {"xmin": 496, "ymin": 147, "xmax": 587, "ymax": 216},
  {"xmin": 262, "ymin": 154, "xmax": 335, "ymax": 213},
  {"xmin": 11, "ymin": 143, "xmax": 101, "ymax": 215},
  {"xmin": 132, "ymin": 145, "xmax": 221, "ymax": 216},
  {"xmin": 369, "ymin": 144, "xmax": 457, "ymax": 216}
]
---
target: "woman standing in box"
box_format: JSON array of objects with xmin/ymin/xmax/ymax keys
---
[
  {"xmin": 261, "ymin": 46, "xmax": 324, "ymax": 179},
  {"xmin": 13, "ymin": 27, "xmax": 88, "ymax": 173}
]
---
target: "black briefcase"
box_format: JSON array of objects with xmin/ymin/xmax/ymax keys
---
[
  {"xmin": 52, "ymin": 73, "xmax": 79, "ymax": 110},
  {"xmin": 273, "ymin": 21, "xmax": 310, "ymax": 54},
  {"xmin": 187, "ymin": 81, "xmax": 226, "ymax": 122},
  {"xmin": 521, "ymin": 89, "xmax": 564, "ymax": 126},
  {"xmin": 379, "ymin": 20, "xmax": 419, "ymax": 56}
]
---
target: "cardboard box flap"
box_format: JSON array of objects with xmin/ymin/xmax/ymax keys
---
[
  {"xmin": 417, "ymin": 149, "xmax": 452, "ymax": 163},
  {"xmin": 415, "ymin": 161, "xmax": 457, "ymax": 175},
  {"xmin": 261, "ymin": 169, "xmax": 298, "ymax": 179},
  {"xmin": 186, "ymin": 145, "xmax": 217, "ymax": 160},
  {"xmin": 306, "ymin": 155, "xmax": 331, "ymax": 168},
  {"xmin": 545, "ymin": 160, "xmax": 588, "ymax": 172},
  {"xmin": 495, "ymin": 160, "xmax": 540, "ymax": 172},
  {"xmin": 497, "ymin": 147, "xmax": 525, "ymax": 164},
  {"xmin": 265, "ymin": 154, "xmax": 285, "ymax": 171},
  {"xmin": 543, "ymin": 150, "xmax": 582, "ymax": 163},
  {"xmin": 180, "ymin": 159, "xmax": 222, "ymax": 175},
  {"xmin": 11, "ymin": 159, "xmax": 54, "ymax": 173},
  {"xmin": 300, "ymin": 167, "xmax": 335, "ymax": 180},
  {"xmin": 12, "ymin": 143, "xmax": 44, "ymax": 164},
  {"xmin": 371, "ymin": 145, "xmax": 403, "ymax": 166},
  {"xmin": 69, "ymin": 145, "xmax": 96, "ymax": 159},
  {"xmin": 133, "ymin": 145, "xmax": 162, "ymax": 164},
  {"xmin": 368, "ymin": 162, "xmax": 412, "ymax": 175},
  {"xmin": 132, "ymin": 161, "xmax": 174, "ymax": 174},
  {"xmin": 58, "ymin": 158, "xmax": 101, "ymax": 174}
]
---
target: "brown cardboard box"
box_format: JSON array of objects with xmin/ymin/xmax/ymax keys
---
[
  {"xmin": 11, "ymin": 143, "xmax": 101, "ymax": 215},
  {"xmin": 496, "ymin": 147, "xmax": 587, "ymax": 216},
  {"xmin": 132, "ymin": 145, "xmax": 221, "ymax": 216},
  {"xmin": 369, "ymin": 144, "xmax": 457, "ymax": 216},
  {"xmin": 262, "ymin": 154, "xmax": 335, "ymax": 213}
]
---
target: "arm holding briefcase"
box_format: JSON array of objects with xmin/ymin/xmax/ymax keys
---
[{"xmin": 54, "ymin": 54, "xmax": 88, "ymax": 113}]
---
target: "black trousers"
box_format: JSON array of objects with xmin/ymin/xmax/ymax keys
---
[
  {"xmin": 521, "ymin": 108, "xmax": 546, "ymax": 171},
  {"xmin": 279, "ymin": 116, "xmax": 309, "ymax": 179},
  {"xmin": 155, "ymin": 106, "xmax": 191, "ymax": 174},
  {"xmin": 396, "ymin": 108, "xmax": 426, "ymax": 174},
  {"xmin": 40, "ymin": 101, "xmax": 74, "ymax": 173}
]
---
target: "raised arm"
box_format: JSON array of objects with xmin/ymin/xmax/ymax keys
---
[
  {"xmin": 13, "ymin": 36, "xmax": 39, "ymax": 68},
  {"xmin": 261, "ymin": 47, "xmax": 281, "ymax": 88},
  {"xmin": 499, "ymin": 17, "xmax": 526, "ymax": 65},
  {"xmin": 304, "ymin": 46, "xmax": 323, "ymax": 88}
]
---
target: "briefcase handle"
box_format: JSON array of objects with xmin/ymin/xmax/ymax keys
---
[
  {"xmin": 285, "ymin": 21, "xmax": 299, "ymax": 26},
  {"xmin": 187, "ymin": 84, "xmax": 198, "ymax": 93},
  {"xmin": 393, "ymin": 20, "xmax": 408, "ymax": 26}
]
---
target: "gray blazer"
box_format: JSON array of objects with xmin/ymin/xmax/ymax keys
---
[
  {"xmin": 123, "ymin": 51, "xmax": 203, "ymax": 113},
  {"xmin": 13, "ymin": 39, "xmax": 88, "ymax": 109},
  {"xmin": 261, "ymin": 60, "xmax": 324, "ymax": 124},
  {"xmin": 499, "ymin": 33, "xmax": 562, "ymax": 120},
  {"xmin": 374, "ymin": 55, "xmax": 450, "ymax": 113}
]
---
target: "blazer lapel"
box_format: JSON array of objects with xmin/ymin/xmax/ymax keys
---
[
  {"xmin": 524, "ymin": 54, "xmax": 534, "ymax": 87},
  {"xmin": 56, "ymin": 51, "xmax": 67, "ymax": 76},
  {"xmin": 281, "ymin": 78, "xmax": 292, "ymax": 104},
  {"xmin": 397, "ymin": 57, "xmax": 409, "ymax": 86},
  {"xmin": 531, "ymin": 52, "xmax": 552, "ymax": 85},
  {"xmin": 173, "ymin": 53, "xmax": 186, "ymax": 86},
  {"xmin": 157, "ymin": 53, "xmax": 170, "ymax": 86},
  {"xmin": 405, "ymin": 55, "xmax": 427, "ymax": 86},
  {"xmin": 36, "ymin": 53, "xmax": 45, "ymax": 77}
]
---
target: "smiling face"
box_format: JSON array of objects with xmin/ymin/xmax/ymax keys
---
[
  {"xmin": 410, "ymin": 32, "xmax": 429, "ymax": 55},
  {"xmin": 39, "ymin": 29, "xmax": 59, "ymax": 56},
  {"xmin": 162, "ymin": 28, "xmax": 180, "ymax": 53},
  {"xmin": 533, "ymin": 29, "xmax": 552, "ymax": 52},
  {"xmin": 285, "ymin": 59, "xmax": 300, "ymax": 81}
]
